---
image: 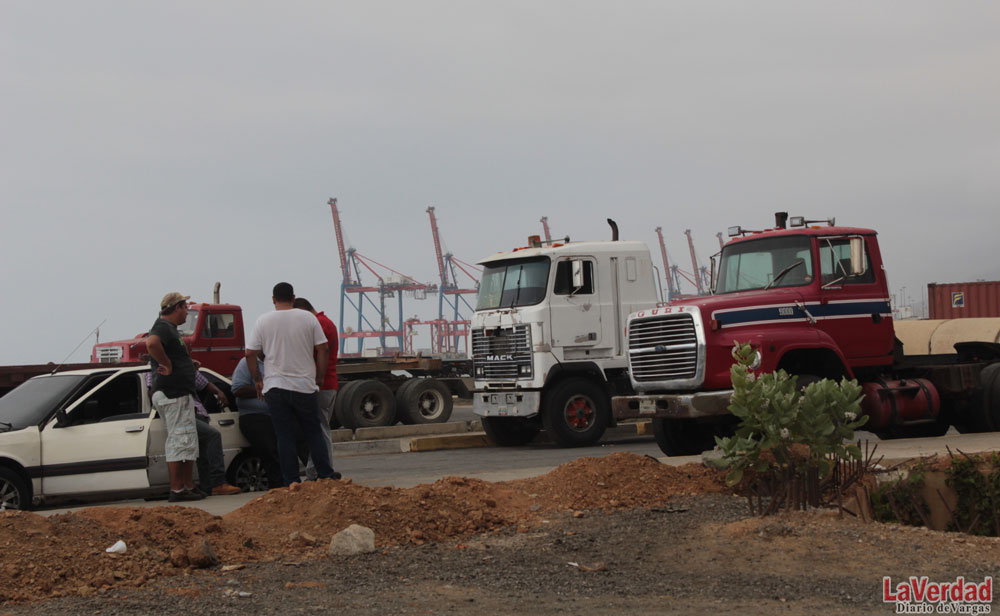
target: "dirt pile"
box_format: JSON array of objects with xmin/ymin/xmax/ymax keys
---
[{"xmin": 0, "ymin": 453, "xmax": 726, "ymax": 603}]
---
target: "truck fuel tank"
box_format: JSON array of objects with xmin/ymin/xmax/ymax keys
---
[{"xmin": 860, "ymin": 377, "xmax": 940, "ymax": 430}]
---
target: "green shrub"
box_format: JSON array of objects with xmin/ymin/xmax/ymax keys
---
[{"xmin": 714, "ymin": 342, "xmax": 868, "ymax": 512}]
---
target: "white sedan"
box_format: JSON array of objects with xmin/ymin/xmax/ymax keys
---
[{"xmin": 0, "ymin": 365, "xmax": 270, "ymax": 509}]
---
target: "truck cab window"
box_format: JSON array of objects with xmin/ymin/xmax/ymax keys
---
[
  {"xmin": 716, "ymin": 236, "xmax": 813, "ymax": 293},
  {"xmin": 178, "ymin": 308, "xmax": 199, "ymax": 336},
  {"xmin": 202, "ymin": 313, "xmax": 236, "ymax": 338},
  {"xmin": 820, "ymin": 238, "xmax": 875, "ymax": 285},
  {"xmin": 554, "ymin": 260, "xmax": 594, "ymax": 295}
]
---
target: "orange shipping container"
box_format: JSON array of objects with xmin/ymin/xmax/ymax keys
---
[{"xmin": 927, "ymin": 281, "xmax": 1000, "ymax": 319}]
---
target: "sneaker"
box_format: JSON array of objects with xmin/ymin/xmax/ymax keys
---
[
  {"xmin": 168, "ymin": 488, "xmax": 206, "ymax": 502},
  {"xmin": 330, "ymin": 471, "xmax": 342, "ymax": 480},
  {"xmin": 211, "ymin": 483, "xmax": 242, "ymax": 496}
]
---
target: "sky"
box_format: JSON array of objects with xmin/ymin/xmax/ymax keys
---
[{"xmin": 2, "ymin": 1, "xmax": 998, "ymax": 365}]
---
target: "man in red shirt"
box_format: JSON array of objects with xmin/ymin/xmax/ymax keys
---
[{"xmin": 293, "ymin": 298, "xmax": 339, "ymax": 480}]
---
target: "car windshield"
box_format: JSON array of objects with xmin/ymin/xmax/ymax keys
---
[
  {"xmin": 178, "ymin": 308, "xmax": 199, "ymax": 336},
  {"xmin": 476, "ymin": 258, "xmax": 550, "ymax": 310},
  {"xmin": 716, "ymin": 235, "xmax": 814, "ymax": 294},
  {"xmin": 0, "ymin": 374, "xmax": 90, "ymax": 430}
]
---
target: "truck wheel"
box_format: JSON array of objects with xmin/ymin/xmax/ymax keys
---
[
  {"xmin": 226, "ymin": 452, "xmax": 270, "ymax": 492},
  {"xmin": 981, "ymin": 363, "xmax": 1000, "ymax": 431},
  {"xmin": 482, "ymin": 416, "xmax": 541, "ymax": 446},
  {"xmin": 397, "ymin": 379, "xmax": 453, "ymax": 424},
  {"xmin": 339, "ymin": 380, "xmax": 397, "ymax": 429},
  {"xmin": 333, "ymin": 381, "xmax": 362, "ymax": 429},
  {"xmin": 541, "ymin": 378, "xmax": 610, "ymax": 447},
  {"xmin": 0, "ymin": 467, "xmax": 28, "ymax": 510},
  {"xmin": 652, "ymin": 418, "xmax": 716, "ymax": 456}
]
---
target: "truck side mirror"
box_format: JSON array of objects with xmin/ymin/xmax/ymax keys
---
[
  {"xmin": 571, "ymin": 260, "xmax": 584, "ymax": 289},
  {"xmin": 849, "ymin": 237, "xmax": 867, "ymax": 276}
]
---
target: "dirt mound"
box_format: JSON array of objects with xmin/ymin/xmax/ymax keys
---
[
  {"xmin": 0, "ymin": 453, "xmax": 726, "ymax": 604},
  {"xmin": 512, "ymin": 451, "xmax": 728, "ymax": 511}
]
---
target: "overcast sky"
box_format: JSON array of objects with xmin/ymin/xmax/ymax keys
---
[{"xmin": 2, "ymin": 1, "xmax": 998, "ymax": 365}]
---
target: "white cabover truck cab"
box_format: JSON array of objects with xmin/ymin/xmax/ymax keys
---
[{"xmin": 471, "ymin": 232, "xmax": 658, "ymax": 447}]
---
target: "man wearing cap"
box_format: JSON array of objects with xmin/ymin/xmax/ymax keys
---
[{"xmin": 146, "ymin": 292, "xmax": 204, "ymax": 502}]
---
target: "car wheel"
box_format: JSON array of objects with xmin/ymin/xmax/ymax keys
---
[
  {"xmin": 0, "ymin": 467, "xmax": 29, "ymax": 511},
  {"xmin": 226, "ymin": 452, "xmax": 270, "ymax": 492}
]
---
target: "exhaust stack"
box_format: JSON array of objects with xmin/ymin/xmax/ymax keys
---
[{"xmin": 608, "ymin": 218, "xmax": 619, "ymax": 241}]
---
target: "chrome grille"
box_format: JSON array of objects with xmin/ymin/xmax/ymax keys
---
[
  {"xmin": 472, "ymin": 325, "xmax": 532, "ymax": 380},
  {"xmin": 628, "ymin": 314, "xmax": 698, "ymax": 381}
]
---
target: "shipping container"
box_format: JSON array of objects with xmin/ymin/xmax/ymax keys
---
[{"xmin": 927, "ymin": 280, "xmax": 1000, "ymax": 320}]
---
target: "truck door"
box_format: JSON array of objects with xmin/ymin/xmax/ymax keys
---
[
  {"xmin": 40, "ymin": 372, "xmax": 152, "ymax": 496},
  {"xmin": 815, "ymin": 236, "xmax": 893, "ymax": 362},
  {"xmin": 549, "ymin": 258, "xmax": 611, "ymax": 358},
  {"xmin": 190, "ymin": 309, "xmax": 242, "ymax": 375}
]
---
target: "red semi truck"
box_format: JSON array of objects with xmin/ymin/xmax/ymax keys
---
[
  {"xmin": 91, "ymin": 300, "xmax": 469, "ymax": 428},
  {"xmin": 612, "ymin": 213, "xmax": 1000, "ymax": 456}
]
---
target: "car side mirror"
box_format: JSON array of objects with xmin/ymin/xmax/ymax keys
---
[{"xmin": 54, "ymin": 409, "xmax": 69, "ymax": 428}]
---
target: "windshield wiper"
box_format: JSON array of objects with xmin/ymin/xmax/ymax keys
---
[{"xmin": 764, "ymin": 259, "xmax": 805, "ymax": 290}]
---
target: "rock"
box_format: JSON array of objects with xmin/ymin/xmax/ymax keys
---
[
  {"xmin": 328, "ymin": 524, "xmax": 376, "ymax": 556},
  {"xmin": 169, "ymin": 547, "xmax": 189, "ymax": 568},
  {"xmin": 289, "ymin": 531, "xmax": 318, "ymax": 547},
  {"xmin": 187, "ymin": 539, "xmax": 220, "ymax": 569}
]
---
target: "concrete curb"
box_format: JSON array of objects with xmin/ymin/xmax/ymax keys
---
[{"xmin": 333, "ymin": 420, "xmax": 656, "ymax": 457}]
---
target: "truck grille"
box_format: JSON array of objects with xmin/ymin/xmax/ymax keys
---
[
  {"xmin": 95, "ymin": 346, "xmax": 123, "ymax": 363},
  {"xmin": 628, "ymin": 314, "xmax": 698, "ymax": 381},
  {"xmin": 472, "ymin": 325, "xmax": 532, "ymax": 380}
]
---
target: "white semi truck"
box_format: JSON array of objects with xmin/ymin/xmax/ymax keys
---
[{"xmin": 470, "ymin": 221, "xmax": 659, "ymax": 447}]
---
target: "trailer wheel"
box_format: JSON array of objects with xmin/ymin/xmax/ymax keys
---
[
  {"xmin": 397, "ymin": 379, "xmax": 453, "ymax": 424},
  {"xmin": 333, "ymin": 381, "xmax": 362, "ymax": 429},
  {"xmin": 482, "ymin": 416, "xmax": 541, "ymax": 446},
  {"xmin": 226, "ymin": 451, "xmax": 271, "ymax": 493},
  {"xmin": 652, "ymin": 418, "xmax": 717, "ymax": 456},
  {"xmin": 541, "ymin": 378, "xmax": 610, "ymax": 447},
  {"xmin": 0, "ymin": 467, "xmax": 29, "ymax": 511},
  {"xmin": 338, "ymin": 380, "xmax": 397, "ymax": 429}
]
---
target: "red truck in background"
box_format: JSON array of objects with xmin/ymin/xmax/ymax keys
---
[
  {"xmin": 91, "ymin": 302, "xmax": 245, "ymax": 376},
  {"xmin": 612, "ymin": 213, "xmax": 1000, "ymax": 456},
  {"xmin": 90, "ymin": 295, "xmax": 471, "ymax": 429}
]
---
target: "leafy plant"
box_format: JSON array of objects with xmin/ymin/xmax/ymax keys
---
[
  {"xmin": 714, "ymin": 342, "xmax": 868, "ymax": 513},
  {"xmin": 871, "ymin": 461, "xmax": 929, "ymax": 527},
  {"xmin": 945, "ymin": 452, "xmax": 1000, "ymax": 535}
]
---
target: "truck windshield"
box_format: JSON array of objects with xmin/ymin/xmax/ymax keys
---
[
  {"xmin": 178, "ymin": 308, "xmax": 199, "ymax": 336},
  {"xmin": 476, "ymin": 258, "xmax": 550, "ymax": 310},
  {"xmin": 716, "ymin": 236, "xmax": 813, "ymax": 294},
  {"xmin": 0, "ymin": 374, "xmax": 90, "ymax": 431}
]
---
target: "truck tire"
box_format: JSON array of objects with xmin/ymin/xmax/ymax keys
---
[
  {"xmin": 482, "ymin": 416, "xmax": 541, "ymax": 446},
  {"xmin": 397, "ymin": 378, "xmax": 453, "ymax": 424},
  {"xmin": 226, "ymin": 451, "xmax": 270, "ymax": 493},
  {"xmin": 333, "ymin": 381, "xmax": 362, "ymax": 429},
  {"xmin": 0, "ymin": 467, "xmax": 28, "ymax": 510},
  {"xmin": 541, "ymin": 378, "xmax": 610, "ymax": 447},
  {"xmin": 338, "ymin": 379, "xmax": 397, "ymax": 429},
  {"xmin": 653, "ymin": 418, "xmax": 717, "ymax": 456}
]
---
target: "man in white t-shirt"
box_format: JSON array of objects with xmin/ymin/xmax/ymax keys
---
[{"xmin": 245, "ymin": 282, "xmax": 339, "ymax": 486}]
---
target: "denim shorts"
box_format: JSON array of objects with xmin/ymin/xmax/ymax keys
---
[{"xmin": 151, "ymin": 391, "xmax": 199, "ymax": 462}]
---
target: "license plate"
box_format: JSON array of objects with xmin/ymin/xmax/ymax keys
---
[{"xmin": 638, "ymin": 399, "xmax": 656, "ymax": 415}]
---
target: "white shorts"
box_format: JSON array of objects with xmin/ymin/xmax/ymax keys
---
[{"xmin": 152, "ymin": 391, "xmax": 199, "ymax": 462}]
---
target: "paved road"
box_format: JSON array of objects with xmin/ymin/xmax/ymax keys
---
[{"xmin": 36, "ymin": 429, "xmax": 1000, "ymax": 517}]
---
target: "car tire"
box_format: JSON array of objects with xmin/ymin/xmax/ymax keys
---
[
  {"xmin": 226, "ymin": 451, "xmax": 270, "ymax": 493},
  {"xmin": 541, "ymin": 378, "xmax": 610, "ymax": 447},
  {"xmin": 482, "ymin": 416, "xmax": 541, "ymax": 446},
  {"xmin": 0, "ymin": 467, "xmax": 30, "ymax": 510},
  {"xmin": 397, "ymin": 379, "xmax": 453, "ymax": 424}
]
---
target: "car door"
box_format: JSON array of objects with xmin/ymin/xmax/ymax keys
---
[{"xmin": 39, "ymin": 372, "xmax": 153, "ymax": 496}]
